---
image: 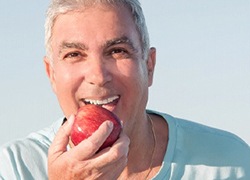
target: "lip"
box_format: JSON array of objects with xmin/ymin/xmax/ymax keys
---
[
  {"xmin": 80, "ymin": 95, "xmax": 120, "ymax": 112},
  {"xmin": 84, "ymin": 95, "xmax": 119, "ymax": 105}
]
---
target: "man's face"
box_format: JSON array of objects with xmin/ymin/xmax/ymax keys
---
[{"xmin": 44, "ymin": 4, "xmax": 155, "ymax": 125}]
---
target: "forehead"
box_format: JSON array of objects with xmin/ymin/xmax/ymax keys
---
[{"xmin": 51, "ymin": 4, "xmax": 140, "ymax": 48}]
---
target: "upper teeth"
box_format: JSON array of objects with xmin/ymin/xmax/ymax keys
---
[{"xmin": 84, "ymin": 96, "xmax": 119, "ymax": 105}]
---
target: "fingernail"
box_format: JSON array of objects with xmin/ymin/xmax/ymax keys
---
[{"xmin": 106, "ymin": 121, "xmax": 114, "ymax": 129}]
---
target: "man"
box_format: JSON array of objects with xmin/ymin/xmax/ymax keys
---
[{"xmin": 0, "ymin": 0, "xmax": 250, "ymax": 179}]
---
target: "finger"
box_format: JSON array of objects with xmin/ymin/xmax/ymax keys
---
[
  {"xmin": 69, "ymin": 120, "xmax": 114, "ymax": 160},
  {"xmin": 91, "ymin": 131, "xmax": 130, "ymax": 167},
  {"xmin": 49, "ymin": 115, "xmax": 75, "ymax": 157}
]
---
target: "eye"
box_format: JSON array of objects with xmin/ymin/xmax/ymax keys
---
[
  {"xmin": 110, "ymin": 48, "xmax": 129, "ymax": 59},
  {"xmin": 63, "ymin": 51, "xmax": 86, "ymax": 62},
  {"xmin": 111, "ymin": 49, "xmax": 126, "ymax": 54},
  {"xmin": 65, "ymin": 52, "xmax": 81, "ymax": 58}
]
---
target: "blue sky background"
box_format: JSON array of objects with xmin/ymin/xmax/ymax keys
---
[{"xmin": 0, "ymin": 0, "xmax": 249, "ymax": 145}]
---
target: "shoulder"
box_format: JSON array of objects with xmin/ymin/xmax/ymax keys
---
[
  {"xmin": 148, "ymin": 110, "xmax": 250, "ymax": 165},
  {"xmin": 0, "ymin": 118, "xmax": 64, "ymax": 179},
  {"xmin": 148, "ymin": 110, "xmax": 250, "ymax": 179},
  {"xmin": 150, "ymin": 110, "xmax": 249, "ymax": 152},
  {"xmin": 0, "ymin": 138, "xmax": 48, "ymax": 179},
  {"xmin": 174, "ymin": 116, "xmax": 249, "ymax": 152},
  {"xmin": 175, "ymin": 114, "xmax": 249, "ymax": 157}
]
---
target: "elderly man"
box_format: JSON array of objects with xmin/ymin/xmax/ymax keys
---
[{"xmin": 1, "ymin": 0, "xmax": 250, "ymax": 179}]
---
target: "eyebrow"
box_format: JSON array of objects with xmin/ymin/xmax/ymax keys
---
[
  {"xmin": 59, "ymin": 41, "xmax": 88, "ymax": 56},
  {"xmin": 104, "ymin": 36, "xmax": 138, "ymax": 52},
  {"xmin": 58, "ymin": 36, "xmax": 138, "ymax": 55}
]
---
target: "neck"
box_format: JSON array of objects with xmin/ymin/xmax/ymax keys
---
[
  {"xmin": 119, "ymin": 112, "xmax": 156, "ymax": 179},
  {"xmin": 124, "ymin": 112, "xmax": 151, "ymax": 152}
]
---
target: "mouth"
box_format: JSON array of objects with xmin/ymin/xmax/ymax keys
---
[{"xmin": 82, "ymin": 95, "xmax": 120, "ymax": 111}]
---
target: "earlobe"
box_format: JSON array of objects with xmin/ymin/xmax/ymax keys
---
[
  {"xmin": 147, "ymin": 47, "xmax": 156, "ymax": 87},
  {"xmin": 44, "ymin": 56, "xmax": 57, "ymax": 93}
]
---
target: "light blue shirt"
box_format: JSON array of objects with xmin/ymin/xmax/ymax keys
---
[
  {"xmin": 0, "ymin": 111, "xmax": 250, "ymax": 179},
  {"xmin": 149, "ymin": 111, "xmax": 250, "ymax": 179}
]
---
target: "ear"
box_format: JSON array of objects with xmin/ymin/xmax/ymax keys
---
[
  {"xmin": 147, "ymin": 47, "xmax": 156, "ymax": 87},
  {"xmin": 44, "ymin": 56, "xmax": 57, "ymax": 93}
]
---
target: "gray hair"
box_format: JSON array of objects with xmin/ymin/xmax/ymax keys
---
[{"xmin": 44, "ymin": 0, "xmax": 150, "ymax": 60}]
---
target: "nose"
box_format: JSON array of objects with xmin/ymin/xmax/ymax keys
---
[{"xmin": 85, "ymin": 59, "xmax": 112, "ymax": 87}]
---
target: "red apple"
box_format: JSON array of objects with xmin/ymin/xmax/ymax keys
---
[{"xmin": 70, "ymin": 104, "xmax": 122, "ymax": 151}]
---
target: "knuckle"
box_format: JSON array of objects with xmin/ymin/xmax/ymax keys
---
[
  {"xmin": 86, "ymin": 139, "xmax": 99, "ymax": 149},
  {"xmin": 82, "ymin": 138, "xmax": 101, "ymax": 154},
  {"xmin": 110, "ymin": 147, "xmax": 124, "ymax": 160},
  {"xmin": 121, "ymin": 155, "xmax": 128, "ymax": 167}
]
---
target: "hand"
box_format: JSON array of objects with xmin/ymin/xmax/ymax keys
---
[{"xmin": 48, "ymin": 115, "xmax": 130, "ymax": 180}]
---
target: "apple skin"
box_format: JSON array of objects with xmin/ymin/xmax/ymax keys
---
[{"xmin": 70, "ymin": 104, "xmax": 122, "ymax": 151}]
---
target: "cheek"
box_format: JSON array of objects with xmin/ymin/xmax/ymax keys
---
[
  {"xmin": 53, "ymin": 65, "xmax": 81, "ymax": 112},
  {"xmin": 116, "ymin": 60, "xmax": 148, "ymax": 93},
  {"xmin": 116, "ymin": 60, "xmax": 147, "ymax": 78},
  {"xmin": 53, "ymin": 61, "xmax": 85, "ymax": 87},
  {"xmin": 115, "ymin": 61, "xmax": 149, "ymax": 121},
  {"xmin": 129, "ymin": 61, "xmax": 148, "ymax": 85},
  {"xmin": 54, "ymin": 67, "xmax": 76, "ymax": 90}
]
